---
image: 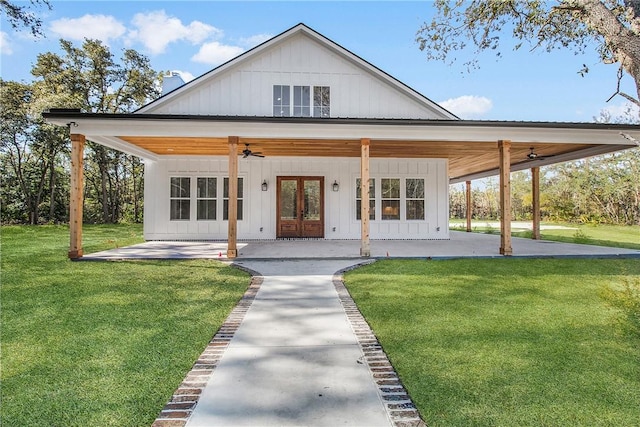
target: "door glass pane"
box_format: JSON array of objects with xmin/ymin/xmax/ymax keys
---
[
  {"xmin": 303, "ymin": 180, "xmax": 321, "ymax": 220},
  {"xmin": 280, "ymin": 180, "xmax": 297, "ymax": 220}
]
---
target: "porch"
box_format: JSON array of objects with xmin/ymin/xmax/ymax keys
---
[{"xmin": 80, "ymin": 231, "xmax": 640, "ymax": 261}]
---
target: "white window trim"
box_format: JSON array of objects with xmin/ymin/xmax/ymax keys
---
[
  {"xmin": 273, "ymin": 85, "xmax": 330, "ymax": 118},
  {"xmin": 353, "ymin": 176, "xmax": 429, "ymax": 222}
]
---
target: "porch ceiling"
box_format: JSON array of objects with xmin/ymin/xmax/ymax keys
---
[{"xmin": 118, "ymin": 136, "xmax": 617, "ymax": 182}]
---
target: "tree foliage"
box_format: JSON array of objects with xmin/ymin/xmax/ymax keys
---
[
  {"xmin": 450, "ymin": 149, "xmax": 640, "ymax": 225},
  {"xmin": 0, "ymin": 0, "xmax": 51, "ymax": 36},
  {"xmin": 1, "ymin": 39, "xmax": 159, "ymax": 225},
  {"xmin": 418, "ymin": 0, "xmax": 640, "ymax": 107}
]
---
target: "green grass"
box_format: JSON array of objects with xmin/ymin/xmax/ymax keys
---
[
  {"xmin": 1, "ymin": 225, "xmax": 250, "ymax": 426},
  {"xmin": 345, "ymin": 259, "xmax": 640, "ymax": 426},
  {"xmin": 450, "ymin": 220, "xmax": 640, "ymax": 250}
]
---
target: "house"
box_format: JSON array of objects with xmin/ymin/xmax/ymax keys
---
[{"xmin": 44, "ymin": 23, "xmax": 640, "ymax": 259}]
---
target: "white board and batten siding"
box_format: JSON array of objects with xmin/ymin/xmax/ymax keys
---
[
  {"xmin": 141, "ymin": 31, "xmax": 446, "ymax": 120},
  {"xmin": 144, "ymin": 157, "xmax": 450, "ymax": 241},
  {"xmin": 141, "ymin": 24, "xmax": 453, "ymax": 242}
]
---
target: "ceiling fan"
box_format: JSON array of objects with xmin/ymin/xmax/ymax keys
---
[
  {"xmin": 242, "ymin": 143, "xmax": 264, "ymax": 158},
  {"xmin": 527, "ymin": 147, "xmax": 550, "ymax": 161}
]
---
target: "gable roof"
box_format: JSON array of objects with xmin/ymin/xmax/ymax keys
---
[{"xmin": 137, "ymin": 23, "xmax": 458, "ymax": 119}]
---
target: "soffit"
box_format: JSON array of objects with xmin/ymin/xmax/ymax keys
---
[{"xmin": 117, "ymin": 135, "xmax": 615, "ymax": 181}]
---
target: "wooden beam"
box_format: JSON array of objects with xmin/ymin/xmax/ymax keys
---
[
  {"xmin": 227, "ymin": 136, "xmax": 239, "ymax": 258},
  {"xmin": 360, "ymin": 138, "xmax": 371, "ymax": 257},
  {"xmin": 69, "ymin": 133, "xmax": 85, "ymax": 259},
  {"xmin": 465, "ymin": 180, "xmax": 472, "ymax": 232},
  {"xmin": 532, "ymin": 167, "xmax": 541, "ymax": 240},
  {"xmin": 499, "ymin": 140, "xmax": 513, "ymax": 256}
]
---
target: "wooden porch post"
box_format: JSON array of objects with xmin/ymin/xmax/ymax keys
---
[
  {"xmin": 465, "ymin": 180, "xmax": 472, "ymax": 232},
  {"xmin": 227, "ymin": 136, "xmax": 238, "ymax": 258},
  {"xmin": 532, "ymin": 166, "xmax": 541, "ymax": 240},
  {"xmin": 499, "ymin": 140, "xmax": 513, "ymax": 256},
  {"xmin": 69, "ymin": 133, "xmax": 85, "ymax": 259},
  {"xmin": 360, "ymin": 138, "xmax": 371, "ymax": 257}
]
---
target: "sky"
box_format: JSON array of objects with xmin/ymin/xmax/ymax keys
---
[{"xmin": 1, "ymin": 0, "xmax": 638, "ymax": 122}]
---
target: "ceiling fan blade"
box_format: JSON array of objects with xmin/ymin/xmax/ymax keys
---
[{"xmin": 240, "ymin": 144, "xmax": 265, "ymax": 158}]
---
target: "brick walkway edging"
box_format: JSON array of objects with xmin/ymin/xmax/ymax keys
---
[
  {"xmin": 152, "ymin": 262, "xmax": 426, "ymax": 427},
  {"xmin": 333, "ymin": 263, "xmax": 427, "ymax": 427},
  {"xmin": 152, "ymin": 271, "xmax": 263, "ymax": 427}
]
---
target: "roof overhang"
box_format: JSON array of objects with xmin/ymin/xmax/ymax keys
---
[{"xmin": 43, "ymin": 111, "xmax": 640, "ymax": 183}]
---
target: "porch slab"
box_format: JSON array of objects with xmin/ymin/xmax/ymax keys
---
[{"xmin": 82, "ymin": 231, "xmax": 640, "ymax": 260}]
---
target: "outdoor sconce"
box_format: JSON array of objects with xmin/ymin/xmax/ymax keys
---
[
  {"xmin": 332, "ymin": 180, "xmax": 339, "ymax": 192},
  {"xmin": 261, "ymin": 180, "xmax": 268, "ymax": 191}
]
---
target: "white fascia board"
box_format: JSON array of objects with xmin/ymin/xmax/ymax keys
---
[
  {"xmin": 69, "ymin": 118, "xmax": 640, "ymax": 147},
  {"xmin": 137, "ymin": 25, "xmax": 307, "ymax": 114},
  {"xmin": 85, "ymin": 135, "xmax": 159, "ymax": 161},
  {"xmin": 296, "ymin": 26, "xmax": 458, "ymax": 120},
  {"xmin": 137, "ymin": 23, "xmax": 457, "ymax": 119}
]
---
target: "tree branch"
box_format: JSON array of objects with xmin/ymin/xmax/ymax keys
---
[{"xmin": 607, "ymin": 64, "xmax": 640, "ymax": 106}]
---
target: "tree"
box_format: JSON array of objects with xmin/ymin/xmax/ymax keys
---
[
  {"xmin": 417, "ymin": 0, "xmax": 640, "ymax": 108},
  {"xmin": 0, "ymin": 79, "xmax": 67, "ymax": 224},
  {"xmin": 1, "ymin": 0, "xmax": 51, "ymax": 36},
  {"xmin": 31, "ymin": 39, "xmax": 159, "ymax": 223}
]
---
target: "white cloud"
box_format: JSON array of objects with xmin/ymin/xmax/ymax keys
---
[
  {"xmin": 0, "ymin": 32, "xmax": 13, "ymax": 55},
  {"xmin": 128, "ymin": 10, "xmax": 220, "ymax": 55},
  {"xmin": 238, "ymin": 33, "xmax": 273, "ymax": 48},
  {"xmin": 439, "ymin": 95, "xmax": 493, "ymax": 119},
  {"xmin": 50, "ymin": 14, "xmax": 126, "ymax": 44},
  {"xmin": 173, "ymin": 70, "xmax": 196, "ymax": 83},
  {"xmin": 191, "ymin": 41, "xmax": 244, "ymax": 65}
]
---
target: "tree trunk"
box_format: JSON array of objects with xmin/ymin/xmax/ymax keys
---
[
  {"xmin": 49, "ymin": 158, "xmax": 56, "ymax": 221},
  {"xmin": 575, "ymin": 0, "xmax": 640, "ymax": 107}
]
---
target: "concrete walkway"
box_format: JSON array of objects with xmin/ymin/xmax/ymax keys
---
[{"xmin": 153, "ymin": 259, "xmax": 421, "ymax": 427}]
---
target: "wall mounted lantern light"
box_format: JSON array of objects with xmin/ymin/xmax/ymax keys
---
[
  {"xmin": 332, "ymin": 180, "xmax": 339, "ymax": 192},
  {"xmin": 262, "ymin": 180, "xmax": 268, "ymax": 191}
]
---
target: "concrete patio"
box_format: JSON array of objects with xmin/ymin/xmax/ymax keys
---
[{"xmin": 82, "ymin": 231, "xmax": 640, "ymax": 260}]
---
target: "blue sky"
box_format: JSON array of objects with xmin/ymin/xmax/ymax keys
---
[{"xmin": 1, "ymin": 0, "xmax": 637, "ymax": 121}]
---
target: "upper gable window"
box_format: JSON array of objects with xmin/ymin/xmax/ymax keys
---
[
  {"xmin": 313, "ymin": 86, "xmax": 330, "ymax": 118},
  {"xmin": 273, "ymin": 85, "xmax": 330, "ymax": 118},
  {"xmin": 273, "ymin": 85, "xmax": 290, "ymax": 117},
  {"xmin": 293, "ymin": 86, "xmax": 311, "ymax": 117}
]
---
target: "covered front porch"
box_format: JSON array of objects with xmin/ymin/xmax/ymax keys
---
[
  {"xmin": 79, "ymin": 231, "xmax": 640, "ymax": 261},
  {"xmin": 43, "ymin": 111, "xmax": 640, "ymax": 260}
]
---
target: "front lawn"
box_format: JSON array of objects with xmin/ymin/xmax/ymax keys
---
[
  {"xmin": 345, "ymin": 259, "xmax": 640, "ymax": 426},
  {"xmin": 1, "ymin": 225, "xmax": 250, "ymax": 426},
  {"xmin": 449, "ymin": 221, "xmax": 640, "ymax": 250}
]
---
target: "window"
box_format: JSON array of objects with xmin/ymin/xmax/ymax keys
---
[
  {"xmin": 356, "ymin": 178, "xmax": 375, "ymax": 220},
  {"xmin": 197, "ymin": 177, "xmax": 217, "ymax": 220},
  {"xmin": 223, "ymin": 177, "xmax": 244, "ymax": 220},
  {"xmin": 274, "ymin": 85, "xmax": 330, "ymax": 117},
  {"xmin": 406, "ymin": 178, "xmax": 425, "ymax": 220},
  {"xmin": 293, "ymin": 86, "xmax": 310, "ymax": 117},
  {"xmin": 273, "ymin": 85, "xmax": 290, "ymax": 117},
  {"xmin": 170, "ymin": 177, "xmax": 190, "ymax": 220},
  {"xmin": 313, "ymin": 86, "xmax": 330, "ymax": 117},
  {"xmin": 381, "ymin": 178, "xmax": 400, "ymax": 220}
]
